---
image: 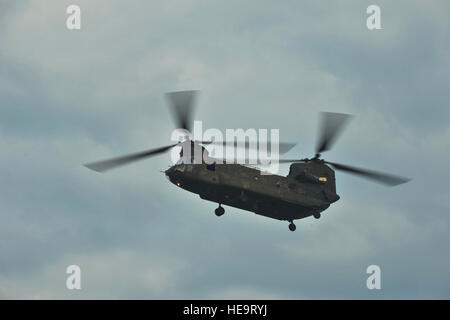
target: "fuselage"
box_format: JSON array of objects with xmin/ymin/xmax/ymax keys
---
[{"xmin": 165, "ymin": 162, "xmax": 339, "ymax": 221}]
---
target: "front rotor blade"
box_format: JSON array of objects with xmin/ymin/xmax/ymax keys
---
[
  {"xmin": 84, "ymin": 144, "xmax": 178, "ymax": 172},
  {"xmin": 274, "ymin": 159, "xmax": 306, "ymax": 163},
  {"xmin": 206, "ymin": 156, "xmax": 304, "ymax": 166},
  {"xmin": 201, "ymin": 141, "xmax": 296, "ymax": 154},
  {"xmin": 325, "ymin": 161, "xmax": 410, "ymax": 186},
  {"xmin": 166, "ymin": 90, "xmax": 198, "ymax": 133},
  {"xmin": 316, "ymin": 112, "xmax": 353, "ymax": 154},
  {"xmin": 207, "ymin": 157, "xmax": 273, "ymax": 166}
]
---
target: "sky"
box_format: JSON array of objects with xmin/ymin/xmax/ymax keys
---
[{"xmin": 0, "ymin": 0, "xmax": 449, "ymax": 299}]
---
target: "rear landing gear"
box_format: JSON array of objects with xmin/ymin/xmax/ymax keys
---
[
  {"xmin": 313, "ymin": 213, "xmax": 321, "ymax": 219},
  {"xmin": 215, "ymin": 204, "xmax": 225, "ymax": 217},
  {"xmin": 288, "ymin": 221, "xmax": 296, "ymax": 232}
]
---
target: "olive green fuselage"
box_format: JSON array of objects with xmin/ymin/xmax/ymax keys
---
[{"xmin": 165, "ymin": 161, "xmax": 340, "ymax": 221}]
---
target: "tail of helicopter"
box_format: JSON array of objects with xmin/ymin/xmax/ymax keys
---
[{"xmin": 287, "ymin": 161, "xmax": 339, "ymax": 203}]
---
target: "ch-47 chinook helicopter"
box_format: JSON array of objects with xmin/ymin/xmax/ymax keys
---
[{"xmin": 84, "ymin": 91, "xmax": 410, "ymax": 231}]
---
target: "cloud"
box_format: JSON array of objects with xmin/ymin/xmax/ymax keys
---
[
  {"xmin": 207, "ymin": 286, "xmax": 283, "ymax": 300},
  {"xmin": 2, "ymin": 249, "xmax": 185, "ymax": 299}
]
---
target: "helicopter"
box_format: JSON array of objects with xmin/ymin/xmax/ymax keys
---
[{"xmin": 84, "ymin": 91, "xmax": 410, "ymax": 231}]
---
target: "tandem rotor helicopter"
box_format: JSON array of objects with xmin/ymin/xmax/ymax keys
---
[{"xmin": 84, "ymin": 91, "xmax": 410, "ymax": 231}]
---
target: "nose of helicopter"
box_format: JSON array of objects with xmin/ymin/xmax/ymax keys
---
[
  {"xmin": 165, "ymin": 166, "xmax": 182, "ymax": 187},
  {"xmin": 165, "ymin": 166, "xmax": 175, "ymax": 181},
  {"xmin": 165, "ymin": 166, "xmax": 174, "ymax": 177}
]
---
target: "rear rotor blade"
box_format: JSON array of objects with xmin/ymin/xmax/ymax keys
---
[
  {"xmin": 316, "ymin": 112, "xmax": 353, "ymax": 154},
  {"xmin": 325, "ymin": 161, "xmax": 410, "ymax": 186},
  {"xmin": 166, "ymin": 90, "xmax": 198, "ymax": 133},
  {"xmin": 84, "ymin": 144, "xmax": 178, "ymax": 172}
]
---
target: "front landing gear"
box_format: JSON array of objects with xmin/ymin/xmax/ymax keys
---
[
  {"xmin": 313, "ymin": 212, "xmax": 321, "ymax": 219},
  {"xmin": 215, "ymin": 204, "xmax": 225, "ymax": 217},
  {"xmin": 288, "ymin": 220, "xmax": 296, "ymax": 232}
]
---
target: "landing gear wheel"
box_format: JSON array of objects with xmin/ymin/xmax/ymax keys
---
[
  {"xmin": 313, "ymin": 213, "xmax": 321, "ymax": 219},
  {"xmin": 215, "ymin": 205, "xmax": 225, "ymax": 217},
  {"xmin": 288, "ymin": 221, "xmax": 296, "ymax": 232}
]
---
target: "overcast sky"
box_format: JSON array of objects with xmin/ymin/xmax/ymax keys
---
[{"xmin": 0, "ymin": 0, "xmax": 449, "ymax": 299}]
